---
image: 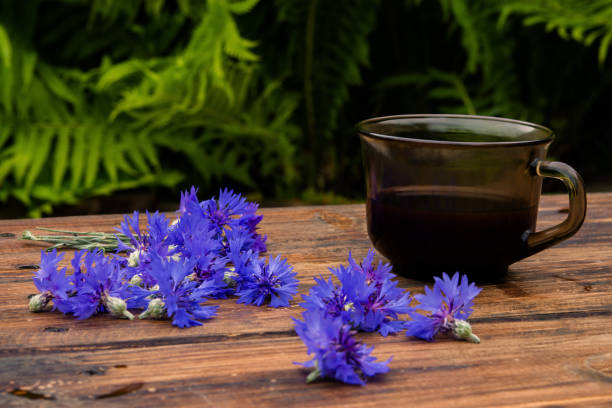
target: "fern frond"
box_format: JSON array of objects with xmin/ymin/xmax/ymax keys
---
[
  {"xmin": 496, "ymin": 0, "xmax": 612, "ymax": 65},
  {"xmin": 275, "ymin": 0, "xmax": 379, "ymax": 189}
]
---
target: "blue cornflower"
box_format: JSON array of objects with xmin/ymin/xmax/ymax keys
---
[
  {"xmin": 29, "ymin": 250, "xmax": 72, "ymax": 313},
  {"xmin": 299, "ymin": 273, "xmax": 356, "ymax": 322},
  {"xmin": 224, "ymin": 230, "xmax": 259, "ymax": 290},
  {"xmin": 406, "ymin": 272, "xmax": 482, "ymax": 343},
  {"xmin": 142, "ymin": 253, "xmax": 218, "ymax": 328},
  {"xmin": 348, "ymin": 249, "xmax": 394, "ymax": 285},
  {"xmin": 177, "ymin": 186, "xmax": 200, "ymax": 216},
  {"xmin": 168, "ymin": 197, "xmax": 213, "ymax": 250},
  {"xmin": 116, "ymin": 211, "xmax": 172, "ymax": 287},
  {"xmin": 172, "ymin": 186, "xmax": 267, "ymax": 256},
  {"xmin": 166, "ymin": 204, "xmax": 229, "ymax": 298},
  {"xmin": 334, "ymin": 261, "xmax": 412, "ymax": 336},
  {"xmin": 354, "ymin": 275, "xmax": 413, "ymax": 336},
  {"xmin": 201, "ymin": 188, "xmax": 250, "ymax": 234},
  {"xmin": 294, "ymin": 310, "xmax": 391, "ymax": 385},
  {"xmin": 302, "ymin": 251, "xmax": 412, "ymax": 336},
  {"xmin": 198, "ymin": 188, "xmax": 267, "ymax": 252},
  {"xmin": 68, "ymin": 250, "xmax": 134, "ymax": 320},
  {"xmin": 237, "ymin": 255, "xmax": 298, "ymax": 307},
  {"xmin": 236, "ymin": 201, "xmax": 267, "ymax": 253}
]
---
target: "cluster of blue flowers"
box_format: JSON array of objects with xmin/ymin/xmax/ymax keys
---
[
  {"xmin": 29, "ymin": 187, "xmax": 299, "ymax": 328},
  {"xmin": 294, "ymin": 251, "xmax": 481, "ymax": 385}
]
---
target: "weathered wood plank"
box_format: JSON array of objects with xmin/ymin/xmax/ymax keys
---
[{"xmin": 0, "ymin": 193, "xmax": 611, "ymax": 407}]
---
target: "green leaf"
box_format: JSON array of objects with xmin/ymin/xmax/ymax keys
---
[
  {"xmin": 85, "ymin": 125, "xmax": 102, "ymax": 188},
  {"xmin": 70, "ymin": 125, "xmax": 87, "ymax": 190},
  {"xmin": 114, "ymin": 141, "xmax": 138, "ymax": 176},
  {"xmin": 32, "ymin": 184, "xmax": 78, "ymax": 204},
  {"xmin": 97, "ymin": 60, "xmax": 145, "ymax": 90},
  {"xmin": 12, "ymin": 187, "xmax": 31, "ymax": 206},
  {"xmin": 25, "ymin": 127, "xmax": 54, "ymax": 192},
  {"xmin": 102, "ymin": 129, "xmax": 118, "ymax": 183},
  {"xmin": 227, "ymin": 0, "xmax": 259, "ymax": 14},
  {"xmin": 0, "ymin": 24, "xmax": 12, "ymax": 68},
  {"xmin": 137, "ymin": 130, "xmax": 160, "ymax": 169},
  {"xmin": 0, "ymin": 124, "xmax": 10, "ymax": 150},
  {"xmin": 177, "ymin": 0, "xmax": 191, "ymax": 14},
  {"xmin": 598, "ymin": 31, "xmax": 612, "ymax": 64},
  {"xmin": 13, "ymin": 126, "xmax": 34, "ymax": 185},
  {"xmin": 37, "ymin": 63, "xmax": 81, "ymax": 107},
  {"xmin": 0, "ymin": 154, "xmax": 16, "ymax": 187},
  {"xmin": 1, "ymin": 62, "xmax": 13, "ymax": 115},
  {"xmin": 145, "ymin": 0, "xmax": 165, "ymax": 17},
  {"xmin": 53, "ymin": 127, "xmax": 70, "ymax": 190},
  {"xmin": 428, "ymin": 86, "xmax": 461, "ymax": 99},
  {"xmin": 585, "ymin": 29, "xmax": 603, "ymax": 46},
  {"xmin": 21, "ymin": 49, "xmax": 37, "ymax": 89},
  {"xmin": 125, "ymin": 139, "xmax": 150, "ymax": 174}
]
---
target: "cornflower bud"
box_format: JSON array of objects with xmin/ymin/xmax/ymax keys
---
[
  {"xmin": 139, "ymin": 298, "xmax": 166, "ymax": 320},
  {"xmin": 104, "ymin": 296, "xmax": 134, "ymax": 320},
  {"xmin": 127, "ymin": 249, "xmax": 141, "ymax": 267},
  {"xmin": 129, "ymin": 274, "xmax": 144, "ymax": 287},
  {"xmin": 453, "ymin": 319, "xmax": 480, "ymax": 343},
  {"xmin": 29, "ymin": 292, "xmax": 51, "ymax": 312},
  {"xmin": 223, "ymin": 266, "xmax": 239, "ymax": 287}
]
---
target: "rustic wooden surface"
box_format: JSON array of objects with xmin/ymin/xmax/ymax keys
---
[{"xmin": 0, "ymin": 193, "xmax": 611, "ymax": 407}]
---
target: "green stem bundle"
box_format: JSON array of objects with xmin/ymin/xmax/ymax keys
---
[{"xmin": 21, "ymin": 227, "xmax": 130, "ymax": 252}]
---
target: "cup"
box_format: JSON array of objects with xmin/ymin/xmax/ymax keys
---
[{"xmin": 359, "ymin": 114, "xmax": 586, "ymax": 280}]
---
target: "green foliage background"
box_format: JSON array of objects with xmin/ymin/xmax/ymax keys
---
[{"xmin": 1, "ymin": 0, "xmax": 611, "ymax": 217}]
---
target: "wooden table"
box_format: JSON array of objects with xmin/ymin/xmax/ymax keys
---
[{"xmin": 1, "ymin": 193, "xmax": 611, "ymax": 407}]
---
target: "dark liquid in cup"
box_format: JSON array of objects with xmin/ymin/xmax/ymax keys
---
[{"xmin": 367, "ymin": 189, "xmax": 538, "ymax": 280}]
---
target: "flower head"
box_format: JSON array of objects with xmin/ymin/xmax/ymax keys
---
[
  {"xmin": 115, "ymin": 211, "xmax": 172, "ymax": 287},
  {"xmin": 300, "ymin": 273, "xmax": 356, "ymax": 321},
  {"xmin": 348, "ymin": 249, "xmax": 394, "ymax": 286},
  {"xmin": 67, "ymin": 250, "xmax": 134, "ymax": 320},
  {"xmin": 31, "ymin": 250, "xmax": 72, "ymax": 313},
  {"xmin": 176, "ymin": 187, "xmax": 267, "ymax": 253},
  {"xmin": 237, "ymin": 255, "xmax": 298, "ymax": 307},
  {"xmin": 301, "ymin": 251, "xmax": 412, "ymax": 336},
  {"xmin": 406, "ymin": 272, "xmax": 482, "ymax": 342},
  {"xmin": 178, "ymin": 186, "xmax": 199, "ymax": 216},
  {"xmin": 224, "ymin": 230, "xmax": 259, "ymax": 290},
  {"xmin": 354, "ymin": 276, "xmax": 413, "ymax": 336},
  {"xmin": 294, "ymin": 311, "xmax": 391, "ymax": 385},
  {"xmin": 145, "ymin": 253, "xmax": 218, "ymax": 328}
]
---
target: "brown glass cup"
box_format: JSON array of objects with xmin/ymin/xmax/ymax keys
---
[{"xmin": 359, "ymin": 114, "xmax": 586, "ymax": 281}]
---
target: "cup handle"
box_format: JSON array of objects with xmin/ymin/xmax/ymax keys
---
[{"xmin": 524, "ymin": 159, "xmax": 587, "ymax": 256}]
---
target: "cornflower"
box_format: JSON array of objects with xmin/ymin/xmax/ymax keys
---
[
  {"xmin": 68, "ymin": 250, "xmax": 134, "ymax": 320},
  {"xmin": 301, "ymin": 251, "xmax": 412, "ymax": 336},
  {"xmin": 406, "ymin": 272, "xmax": 482, "ymax": 343},
  {"xmin": 29, "ymin": 250, "xmax": 72, "ymax": 313},
  {"xmin": 140, "ymin": 254, "xmax": 218, "ymax": 328},
  {"xmin": 237, "ymin": 255, "xmax": 298, "ymax": 307},
  {"xmin": 294, "ymin": 310, "xmax": 391, "ymax": 385}
]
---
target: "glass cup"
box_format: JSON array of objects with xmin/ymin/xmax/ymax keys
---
[{"xmin": 359, "ymin": 114, "xmax": 586, "ymax": 281}]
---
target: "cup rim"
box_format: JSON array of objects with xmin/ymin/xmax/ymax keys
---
[{"xmin": 358, "ymin": 114, "xmax": 554, "ymax": 147}]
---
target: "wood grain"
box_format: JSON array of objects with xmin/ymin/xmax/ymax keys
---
[{"xmin": 0, "ymin": 194, "xmax": 611, "ymax": 407}]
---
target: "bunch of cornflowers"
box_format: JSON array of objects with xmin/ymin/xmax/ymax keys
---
[
  {"xmin": 294, "ymin": 250, "xmax": 410, "ymax": 385},
  {"xmin": 29, "ymin": 187, "xmax": 298, "ymax": 328},
  {"xmin": 300, "ymin": 250, "xmax": 413, "ymax": 337},
  {"xmin": 294, "ymin": 251, "xmax": 482, "ymax": 385}
]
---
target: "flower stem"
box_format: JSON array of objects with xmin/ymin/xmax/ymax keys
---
[
  {"xmin": 123, "ymin": 310, "xmax": 135, "ymax": 320},
  {"xmin": 21, "ymin": 228, "xmax": 130, "ymax": 252},
  {"xmin": 306, "ymin": 368, "xmax": 321, "ymax": 383}
]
